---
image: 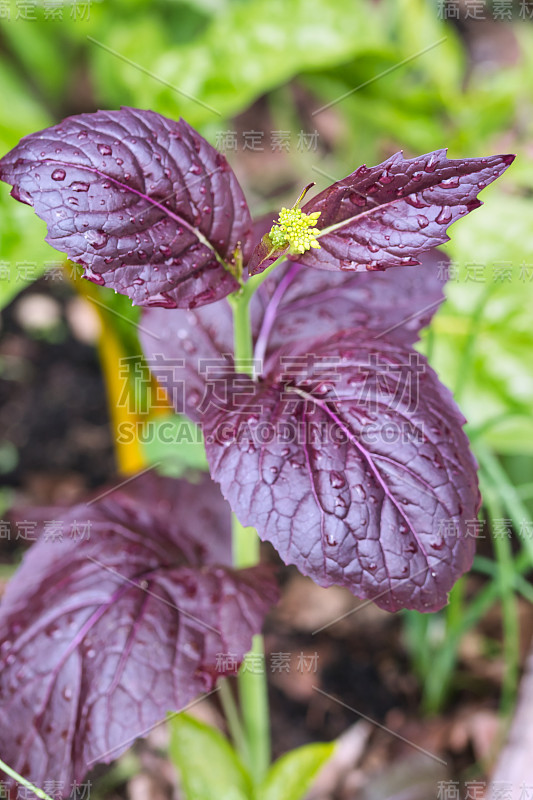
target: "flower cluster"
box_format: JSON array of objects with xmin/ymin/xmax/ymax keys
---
[{"xmin": 269, "ymin": 207, "xmax": 321, "ymax": 254}]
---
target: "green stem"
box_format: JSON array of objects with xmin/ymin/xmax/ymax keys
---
[
  {"xmin": 229, "ymin": 290, "xmax": 254, "ymax": 366},
  {"xmin": 237, "ymin": 634, "xmax": 270, "ymax": 780},
  {"xmin": 218, "ymin": 678, "xmax": 249, "ymax": 763},
  {"xmin": 0, "ymin": 758, "xmax": 54, "ymax": 800},
  {"xmin": 227, "ymin": 270, "xmax": 280, "ymax": 781},
  {"xmin": 232, "ymin": 512, "xmax": 270, "ymax": 784},
  {"xmin": 241, "ymin": 255, "xmax": 289, "ymax": 302}
]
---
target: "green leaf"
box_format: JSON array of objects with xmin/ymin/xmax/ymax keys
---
[
  {"xmin": 169, "ymin": 713, "xmax": 253, "ymax": 800},
  {"xmin": 257, "ymin": 742, "xmax": 334, "ymax": 800},
  {"xmin": 90, "ymin": 0, "xmax": 383, "ymax": 128}
]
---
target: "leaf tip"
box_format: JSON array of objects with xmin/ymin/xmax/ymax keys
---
[{"xmin": 466, "ymin": 198, "xmax": 483, "ymax": 212}]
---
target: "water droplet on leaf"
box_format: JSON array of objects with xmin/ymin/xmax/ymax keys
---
[
  {"xmin": 84, "ymin": 230, "xmax": 108, "ymax": 249},
  {"xmin": 329, "ymin": 471, "xmax": 346, "ymax": 489},
  {"xmin": 84, "ymin": 267, "xmax": 105, "ymax": 285},
  {"xmin": 424, "ymin": 154, "xmax": 438, "ymax": 172},
  {"xmin": 146, "ymin": 292, "xmax": 177, "ymax": 309},
  {"xmin": 441, "ymin": 176, "xmax": 459, "ymax": 188},
  {"xmin": 436, "ymin": 206, "xmax": 452, "ymax": 224}
]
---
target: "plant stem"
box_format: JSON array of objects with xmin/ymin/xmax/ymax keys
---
[
  {"xmin": 229, "ymin": 290, "xmax": 254, "ymax": 366},
  {"xmin": 0, "ymin": 758, "xmax": 54, "ymax": 800},
  {"xmin": 228, "ymin": 275, "xmax": 276, "ymax": 781},
  {"xmin": 241, "ymin": 255, "xmax": 289, "ymax": 302},
  {"xmin": 218, "ymin": 678, "xmax": 249, "ymax": 763},
  {"xmin": 233, "ymin": 516, "xmax": 270, "ymax": 780}
]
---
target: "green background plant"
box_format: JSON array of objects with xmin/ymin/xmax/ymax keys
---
[{"xmin": 169, "ymin": 713, "xmax": 334, "ymax": 800}]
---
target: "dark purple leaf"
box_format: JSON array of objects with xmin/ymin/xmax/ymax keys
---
[
  {"xmin": 139, "ymin": 251, "xmax": 447, "ymax": 422},
  {"xmin": 0, "ymin": 473, "xmax": 278, "ymax": 791},
  {"xmin": 246, "ymin": 232, "xmax": 289, "ymax": 276},
  {"xmin": 0, "ymin": 108, "xmax": 252, "ymax": 309},
  {"xmin": 250, "ymin": 149, "xmax": 514, "ymax": 275},
  {"xmin": 140, "ymin": 293, "xmax": 234, "ymax": 423},
  {"xmin": 253, "ymin": 248, "xmax": 447, "ymax": 358},
  {"xmin": 202, "ymin": 330, "xmax": 480, "ymax": 613},
  {"xmin": 138, "ymin": 252, "xmax": 478, "ymax": 611}
]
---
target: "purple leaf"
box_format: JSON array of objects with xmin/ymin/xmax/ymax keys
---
[
  {"xmin": 138, "ymin": 252, "xmax": 478, "ymax": 612},
  {"xmin": 246, "ymin": 232, "xmax": 289, "ymax": 276},
  {"xmin": 0, "ymin": 108, "xmax": 252, "ymax": 309},
  {"xmin": 250, "ymin": 150, "xmax": 514, "ymax": 275},
  {"xmin": 0, "ymin": 473, "xmax": 278, "ymax": 791},
  {"xmin": 139, "ymin": 252, "xmax": 447, "ymax": 421},
  {"xmin": 202, "ymin": 331, "xmax": 480, "ymax": 613},
  {"xmin": 253, "ymin": 248, "xmax": 447, "ymax": 358}
]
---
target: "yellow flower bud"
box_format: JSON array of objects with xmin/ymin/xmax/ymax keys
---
[{"xmin": 268, "ymin": 206, "xmax": 321, "ymax": 255}]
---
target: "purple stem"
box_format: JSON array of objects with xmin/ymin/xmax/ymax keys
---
[{"xmin": 253, "ymin": 262, "xmax": 303, "ymax": 371}]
